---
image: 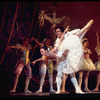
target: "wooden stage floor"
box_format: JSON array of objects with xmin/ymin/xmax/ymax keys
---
[{"xmin": 0, "ymin": 91, "xmax": 100, "ymax": 100}]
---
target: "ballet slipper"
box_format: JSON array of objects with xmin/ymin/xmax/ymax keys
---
[
  {"xmin": 10, "ymin": 89, "xmax": 16, "ymax": 93},
  {"xmin": 92, "ymin": 88, "xmax": 99, "ymax": 92},
  {"xmin": 50, "ymin": 88, "xmax": 56, "ymax": 93},
  {"xmin": 24, "ymin": 89, "xmax": 32, "ymax": 93},
  {"xmin": 60, "ymin": 89, "xmax": 67, "ymax": 93},
  {"xmin": 35, "ymin": 90, "xmax": 42, "ymax": 93},
  {"xmin": 84, "ymin": 88, "xmax": 91, "ymax": 92}
]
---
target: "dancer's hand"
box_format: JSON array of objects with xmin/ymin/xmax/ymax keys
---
[
  {"xmin": 63, "ymin": 50, "xmax": 69, "ymax": 57},
  {"xmin": 30, "ymin": 37, "xmax": 36, "ymax": 42},
  {"xmin": 31, "ymin": 61, "xmax": 36, "ymax": 66},
  {"xmin": 64, "ymin": 25, "xmax": 70, "ymax": 33},
  {"xmin": 51, "ymin": 46, "xmax": 58, "ymax": 53}
]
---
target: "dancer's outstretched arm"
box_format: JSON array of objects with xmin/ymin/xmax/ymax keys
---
[
  {"xmin": 31, "ymin": 56, "xmax": 49, "ymax": 66},
  {"xmin": 5, "ymin": 44, "xmax": 21, "ymax": 52},
  {"xmin": 96, "ymin": 32, "xmax": 99, "ymax": 47},
  {"xmin": 31, "ymin": 58, "xmax": 43, "ymax": 66}
]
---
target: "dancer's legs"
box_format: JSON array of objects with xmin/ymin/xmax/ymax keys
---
[
  {"xmin": 48, "ymin": 61, "xmax": 56, "ymax": 93},
  {"xmin": 24, "ymin": 76, "xmax": 32, "ymax": 93},
  {"xmin": 49, "ymin": 74, "xmax": 56, "ymax": 92},
  {"xmin": 36, "ymin": 74, "xmax": 46, "ymax": 93},
  {"xmin": 84, "ymin": 71, "xmax": 91, "ymax": 92},
  {"xmin": 24, "ymin": 61, "xmax": 32, "ymax": 93},
  {"xmin": 10, "ymin": 74, "xmax": 20, "ymax": 92},
  {"xmin": 70, "ymin": 73, "xmax": 84, "ymax": 94},
  {"xmin": 78, "ymin": 71, "xmax": 83, "ymax": 89},
  {"xmin": 10, "ymin": 62, "xmax": 24, "ymax": 93},
  {"xmin": 93, "ymin": 72, "xmax": 100, "ymax": 91},
  {"xmin": 56, "ymin": 71, "xmax": 63, "ymax": 94},
  {"xmin": 36, "ymin": 64, "xmax": 47, "ymax": 93},
  {"xmin": 60, "ymin": 73, "xmax": 68, "ymax": 93}
]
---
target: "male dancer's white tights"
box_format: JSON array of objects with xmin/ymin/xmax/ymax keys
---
[
  {"xmin": 71, "ymin": 77, "xmax": 84, "ymax": 94},
  {"xmin": 56, "ymin": 71, "xmax": 84, "ymax": 94},
  {"xmin": 56, "ymin": 71, "xmax": 62, "ymax": 93}
]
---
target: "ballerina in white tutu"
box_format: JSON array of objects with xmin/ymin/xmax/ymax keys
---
[
  {"xmin": 78, "ymin": 38, "xmax": 95, "ymax": 92},
  {"xmin": 44, "ymin": 19, "xmax": 94, "ymax": 94},
  {"xmin": 93, "ymin": 32, "xmax": 100, "ymax": 92}
]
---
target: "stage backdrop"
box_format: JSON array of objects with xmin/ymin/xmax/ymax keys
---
[{"xmin": 0, "ymin": 1, "xmax": 100, "ymax": 92}]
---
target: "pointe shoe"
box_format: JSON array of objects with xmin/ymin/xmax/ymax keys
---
[
  {"xmin": 24, "ymin": 90, "xmax": 32, "ymax": 93},
  {"xmin": 85, "ymin": 20, "xmax": 94, "ymax": 28},
  {"xmin": 60, "ymin": 89, "xmax": 67, "ymax": 93},
  {"xmin": 56, "ymin": 91, "xmax": 60, "ymax": 94},
  {"xmin": 92, "ymin": 88, "xmax": 99, "ymax": 92},
  {"xmin": 50, "ymin": 88, "xmax": 56, "ymax": 93},
  {"xmin": 76, "ymin": 88, "xmax": 84, "ymax": 94},
  {"xmin": 84, "ymin": 88, "xmax": 91, "ymax": 92},
  {"xmin": 10, "ymin": 89, "xmax": 16, "ymax": 93},
  {"xmin": 35, "ymin": 90, "xmax": 42, "ymax": 93}
]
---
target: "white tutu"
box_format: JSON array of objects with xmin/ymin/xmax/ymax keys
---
[{"xmin": 57, "ymin": 35, "xmax": 84, "ymax": 74}]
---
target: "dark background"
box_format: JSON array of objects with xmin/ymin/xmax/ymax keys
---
[{"xmin": 0, "ymin": 1, "xmax": 100, "ymax": 93}]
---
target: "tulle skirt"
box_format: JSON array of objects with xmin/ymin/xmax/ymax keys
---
[
  {"xmin": 94, "ymin": 61, "xmax": 100, "ymax": 71},
  {"xmin": 57, "ymin": 35, "xmax": 84, "ymax": 74},
  {"xmin": 80, "ymin": 58, "xmax": 95, "ymax": 71}
]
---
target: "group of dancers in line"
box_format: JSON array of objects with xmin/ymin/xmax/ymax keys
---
[{"xmin": 6, "ymin": 19, "xmax": 100, "ymax": 94}]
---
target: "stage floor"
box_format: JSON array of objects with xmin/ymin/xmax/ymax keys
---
[{"xmin": 0, "ymin": 91, "xmax": 100, "ymax": 100}]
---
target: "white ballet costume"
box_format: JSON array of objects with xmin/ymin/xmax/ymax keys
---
[{"xmin": 55, "ymin": 29, "xmax": 85, "ymax": 94}]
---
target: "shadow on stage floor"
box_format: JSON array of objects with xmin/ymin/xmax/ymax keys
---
[{"xmin": 0, "ymin": 91, "xmax": 100, "ymax": 100}]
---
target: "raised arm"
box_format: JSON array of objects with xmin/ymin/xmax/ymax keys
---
[
  {"xmin": 51, "ymin": 25, "xmax": 70, "ymax": 52},
  {"xmin": 96, "ymin": 32, "xmax": 99, "ymax": 47},
  {"xmin": 30, "ymin": 37, "xmax": 40, "ymax": 45},
  {"xmin": 58, "ymin": 25, "xmax": 70, "ymax": 45},
  {"xmin": 30, "ymin": 37, "xmax": 43, "ymax": 47}
]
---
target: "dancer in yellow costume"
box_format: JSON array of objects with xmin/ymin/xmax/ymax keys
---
[
  {"xmin": 31, "ymin": 37, "xmax": 54, "ymax": 75},
  {"xmin": 78, "ymin": 38, "xmax": 95, "ymax": 92},
  {"xmin": 93, "ymin": 32, "xmax": 100, "ymax": 91},
  {"xmin": 31, "ymin": 37, "xmax": 55, "ymax": 93},
  {"xmin": 6, "ymin": 37, "xmax": 34, "ymax": 93}
]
